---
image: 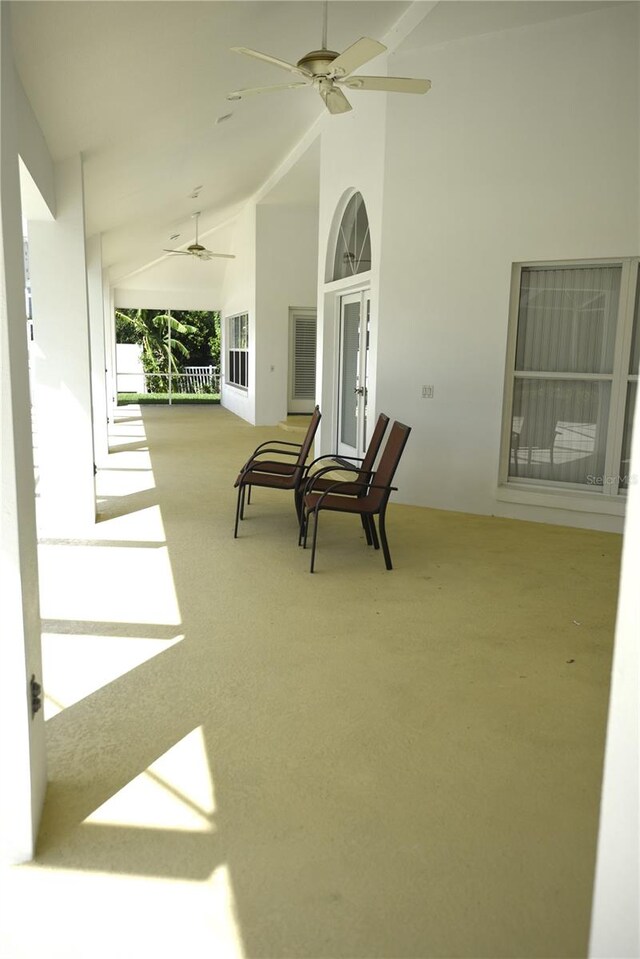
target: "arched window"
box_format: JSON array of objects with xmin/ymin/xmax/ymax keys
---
[{"xmin": 332, "ymin": 192, "xmax": 371, "ymax": 281}]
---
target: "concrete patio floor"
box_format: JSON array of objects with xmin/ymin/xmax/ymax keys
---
[{"xmin": 0, "ymin": 404, "xmax": 622, "ymax": 959}]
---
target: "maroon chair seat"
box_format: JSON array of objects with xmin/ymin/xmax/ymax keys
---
[
  {"xmin": 302, "ymin": 420, "xmax": 411, "ymax": 572},
  {"xmin": 298, "ymin": 412, "xmax": 390, "ymax": 546},
  {"xmin": 233, "ymin": 406, "xmax": 321, "ymax": 537}
]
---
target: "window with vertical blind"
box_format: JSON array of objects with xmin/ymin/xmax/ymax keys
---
[
  {"xmin": 502, "ymin": 260, "xmax": 639, "ymax": 499},
  {"xmin": 226, "ymin": 312, "xmax": 248, "ymax": 389}
]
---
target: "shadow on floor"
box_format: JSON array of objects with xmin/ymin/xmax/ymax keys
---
[{"xmin": 33, "ymin": 405, "xmax": 621, "ymax": 959}]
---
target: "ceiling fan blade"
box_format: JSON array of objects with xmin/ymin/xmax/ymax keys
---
[
  {"xmin": 328, "ymin": 37, "xmax": 386, "ymax": 78},
  {"xmin": 342, "ymin": 75, "xmax": 431, "ymax": 95},
  {"xmin": 231, "ymin": 46, "xmax": 311, "ymax": 79},
  {"xmin": 318, "ymin": 81, "xmax": 352, "ymax": 115},
  {"xmin": 163, "ymin": 248, "xmax": 234, "ymax": 260},
  {"xmin": 227, "ymin": 80, "xmax": 310, "ymax": 101}
]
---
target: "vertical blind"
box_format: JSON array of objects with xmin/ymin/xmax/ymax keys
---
[{"xmin": 510, "ymin": 266, "xmax": 622, "ymax": 486}]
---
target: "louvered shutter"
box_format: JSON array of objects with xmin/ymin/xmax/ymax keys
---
[{"xmin": 292, "ymin": 316, "xmax": 317, "ymax": 400}]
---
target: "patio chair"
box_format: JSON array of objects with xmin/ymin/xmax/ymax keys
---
[
  {"xmin": 233, "ymin": 406, "xmax": 321, "ymax": 537},
  {"xmin": 302, "ymin": 420, "xmax": 411, "ymax": 572},
  {"xmin": 298, "ymin": 412, "xmax": 390, "ymax": 546}
]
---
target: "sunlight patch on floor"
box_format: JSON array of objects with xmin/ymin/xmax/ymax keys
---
[
  {"xmin": 97, "ymin": 464, "xmax": 156, "ymax": 497},
  {"xmin": 85, "ymin": 727, "xmax": 215, "ymax": 832},
  {"xmin": 2, "ymin": 409, "xmax": 246, "ymax": 958},
  {"xmin": 38, "ymin": 410, "xmax": 183, "ymax": 710},
  {"xmin": 42, "ymin": 632, "xmax": 184, "ymax": 719},
  {"xmin": 95, "ymin": 502, "xmax": 168, "ymax": 541},
  {"xmin": 0, "ymin": 725, "xmax": 245, "ymax": 956},
  {"xmin": 0, "ymin": 862, "xmax": 245, "ymax": 959},
  {"xmin": 38, "ymin": 537, "xmax": 182, "ymax": 625}
]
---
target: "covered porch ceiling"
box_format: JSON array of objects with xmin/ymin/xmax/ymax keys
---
[
  {"xmin": 11, "ymin": 0, "xmax": 409, "ymax": 281},
  {"xmin": 11, "ymin": 0, "xmax": 616, "ymax": 284}
]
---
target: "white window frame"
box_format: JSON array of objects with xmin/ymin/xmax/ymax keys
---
[
  {"xmin": 498, "ymin": 257, "xmax": 639, "ymax": 515},
  {"xmin": 331, "ymin": 192, "xmax": 371, "ymax": 282},
  {"xmin": 226, "ymin": 312, "xmax": 249, "ymax": 391}
]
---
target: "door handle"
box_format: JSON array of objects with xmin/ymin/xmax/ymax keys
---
[{"xmin": 353, "ymin": 387, "xmax": 364, "ymax": 395}]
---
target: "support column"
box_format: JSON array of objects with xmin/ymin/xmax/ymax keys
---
[
  {"xmin": 103, "ymin": 278, "xmax": 116, "ymax": 422},
  {"xmin": 29, "ymin": 155, "xmax": 95, "ymax": 533},
  {"xmin": 86, "ymin": 234, "xmax": 108, "ymax": 467},
  {"xmin": 0, "ymin": 0, "xmax": 46, "ymax": 864},
  {"xmin": 589, "ymin": 380, "xmax": 640, "ymax": 957}
]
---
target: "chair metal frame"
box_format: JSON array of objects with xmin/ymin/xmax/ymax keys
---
[
  {"xmin": 233, "ymin": 406, "xmax": 321, "ymax": 537},
  {"xmin": 301, "ymin": 420, "xmax": 411, "ymax": 572},
  {"xmin": 298, "ymin": 412, "xmax": 390, "ymax": 546}
]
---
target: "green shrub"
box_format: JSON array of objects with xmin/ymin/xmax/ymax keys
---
[{"xmin": 117, "ymin": 393, "xmax": 220, "ymax": 406}]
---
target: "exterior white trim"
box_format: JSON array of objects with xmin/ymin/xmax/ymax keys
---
[{"xmin": 495, "ymin": 485, "xmax": 626, "ymax": 516}]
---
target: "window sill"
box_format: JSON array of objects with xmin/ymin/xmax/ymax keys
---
[{"xmin": 496, "ymin": 483, "xmax": 626, "ymax": 516}]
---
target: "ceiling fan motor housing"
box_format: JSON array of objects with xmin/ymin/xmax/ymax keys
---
[{"xmin": 297, "ymin": 49, "xmax": 340, "ymax": 77}]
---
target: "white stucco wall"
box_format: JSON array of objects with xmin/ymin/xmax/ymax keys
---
[
  {"xmin": 29, "ymin": 155, "xmax": 96, "ymax": 531},
  {"xmin": 114, "ymin": 286, "xmax": 220, "ymax": 312},
  {"xmin": 374, "ymin": 3, "xmax": 638, "ymax": 531},
  {"xmin": 0, "ymin": 2, "xmax": 46, "ymax": 863},
  {"xmin": 114, "ymin": 260, "xmax": 225, "ymax": 311},
  {"xmin": 104, "ymin": 279, "xmax": 117, "ymax": 417},
  {"xmin": 86, "ymin": 234, "xmax": 109, "ymax": 467},
  {"xmin": 220, "ymin": 203, "xmax": 257, "ymax": 423},
  {"xmin": 255, "ymin": 203, "xmax": 319, "ymax": 425},
  {"xmin": 14, "ymin": 68, "xmax": 55, "ymax": 220}
]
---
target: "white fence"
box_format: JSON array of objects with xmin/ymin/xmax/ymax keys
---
[
  {"xmin": 180, "ymin": 366, "xmax": 220, "ymax": 393},
  {"xmin": 117, "ymin": 365, "xmax": 220, "ymax": 396}
]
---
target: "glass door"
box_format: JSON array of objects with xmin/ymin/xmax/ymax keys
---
[{"xmin": 337, "ymin": 290, "xmax": 370, "ymax": 458}]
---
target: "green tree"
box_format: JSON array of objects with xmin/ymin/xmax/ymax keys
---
[
  {"xmin": 208, "ymin": 312, "xmax": 221, "ymax": 367},
  {"xmin": 115, "ymin": 309, "xmax": 197, "ymax": 392},
  {"xmin": 164, "ymin": 310, "xmax": 221, "ymax": 367}
]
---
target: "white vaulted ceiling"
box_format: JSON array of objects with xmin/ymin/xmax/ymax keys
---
[
  {"xmin": 12, "ymin": 1, "xmax": 617, "ymax": 285},
  {"xmin": 11, "ymin": 1, "xmax": 409, "ymax": 280}
]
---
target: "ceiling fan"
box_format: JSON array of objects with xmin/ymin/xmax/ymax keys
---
[
  {"xmin": 227, "ymin": 1, "xmax": 431, "ymax": 116},
  {"xmin": 163, "ymin": 212, "xmax": 235, "ymax": 261}
]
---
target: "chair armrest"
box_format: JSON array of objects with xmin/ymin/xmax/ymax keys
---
[
  {"xmin": 303, "ymin": 453, "xmax": 364, "ymax": 475},
  {"xmin": 302, "ymin": 462, "xmax": 368, "ymax": 497},
  {"xmin": 251, "ymin": 438, "xmax": 303, "ymax": 454},
  {"xmin": 237, "ymin": 458, "xmax": 301, "ymax": 486},
  {"xmin": 241, "ymin": 447, "xmax": 301, "ymax": 471},
  {"xmin": 312, "ymin": 479, "xmax": 396, "ymax": 509},
  {"xmin": 241, "ymin": 438, "xmax": 303, "ymax": 467}
]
